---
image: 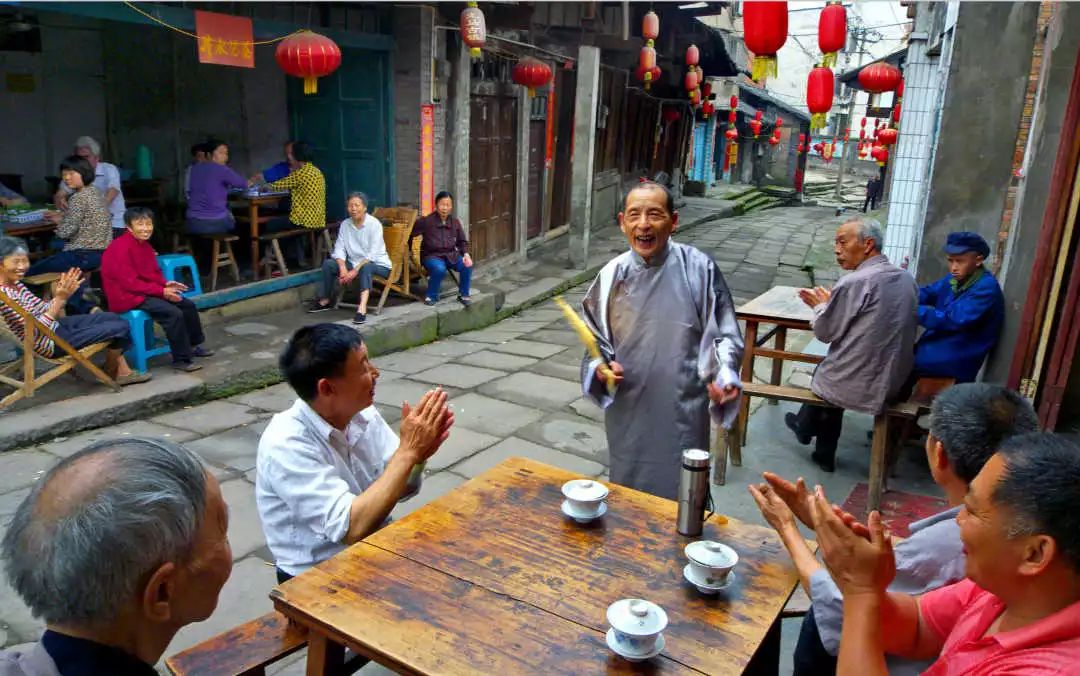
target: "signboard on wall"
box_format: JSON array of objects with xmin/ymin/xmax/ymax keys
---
[
  {"xmin": 195, "ymin": 10, "xmax": 255, "ymax": 68},
  {"xmin": 420, "ymin": 104, "xmax": 435, "ymax": 216}
]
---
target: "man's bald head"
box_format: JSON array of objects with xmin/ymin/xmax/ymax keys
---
[
  {"xmin": 624, "ymin": 181, "xmax": 675, "ymax": 216},
  {"xmin": 2, "ymin": 438, "xmax": 208, "ymax": 626}
]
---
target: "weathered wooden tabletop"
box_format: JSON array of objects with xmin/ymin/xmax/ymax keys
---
[
  {"xmin": 271, "ymin": 457, "xmax": 802, "ymax": 675},
  {"xmin": 736, "ymin": 285, "xmax": 814, "ymax": 325}
]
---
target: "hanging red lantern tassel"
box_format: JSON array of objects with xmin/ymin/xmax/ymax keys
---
[
  {"xmin": 806, "ymin": 66, "xmax": 834, "ymax": 131},
  {"xmin": 275, "ymin": 30, "xmax": 342, "ymax": 95},
  {"xmin": 858, "ymin": 62, "xmax": 902, "ymax": 93},
  {"xmin": 818, "ymin": 2, "xmax": 846, "ymax": 69},
  {"xmin": 460, "ymin": 2, "xmax": 487, "ymax": 59},
  {"xmin": 743, "ymin": 1, "xmax": 788, "ymax": 81},
  {"xmin": 512, "ymin": 57, "xmax": 553, "ymax": 97}
]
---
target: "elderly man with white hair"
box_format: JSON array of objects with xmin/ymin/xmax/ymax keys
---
[
  {"xmin": 53, "ymin": 136, "xmax": 127, "ymax": 234},
  {"xmin": 0, "ymin": 437, "xmax": 232, "ymax": 675},
  {"xmin": 785, "ymin": 216, "xmax": 918, "ymax": 472}
]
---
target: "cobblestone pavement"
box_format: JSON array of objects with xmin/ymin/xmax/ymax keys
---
[{"xmin": 0, "ymin": 206, "xmax": 937, "ymax": 674}]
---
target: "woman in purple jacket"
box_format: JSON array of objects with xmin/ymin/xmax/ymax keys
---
[{"xmin": 185, "ymin": 139, "xmax": 247, "ymax": 235}]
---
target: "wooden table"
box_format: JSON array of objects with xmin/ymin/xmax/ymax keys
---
[
  {"xmin": 730, "ymin": 286, "xmax": 821, "ymax": 465},
  {"xmin": 272, "ymin": 458, "xmax": 803, "ymax": 675},
  {"xmin": 1, "ymin": 217, "xmax": 55, "ymax": 238},
  {"xmin": 228, "ymin": 190, "xmax": 288, "ymax": 280}
]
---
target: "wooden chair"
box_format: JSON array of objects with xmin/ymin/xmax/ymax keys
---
[
  {"xmin": 0, "ymin": 294, "xmax": 118, "ymax": 409},
  {"xmin": 336, "ymin": 217, "xmax": 422, "ymax": 314},
  {"xmin": 198, "ymin": 234, "xmax": 240, "ymax": 291}
]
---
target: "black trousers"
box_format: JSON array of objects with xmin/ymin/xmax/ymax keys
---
[
  {"xmin": 793, "ymin": 404, "xmax": 845, "ymax": 461},
  {"xmin": 137, "ymin": 296, "xmax": 205, "ymax": 363},
  {"xmin": 793, "ymin": 608, "xmax": 837, "ymax": 676},
  {"xmin": 52, "ymin": 312, "xmax": 131, "ymax": 355}
]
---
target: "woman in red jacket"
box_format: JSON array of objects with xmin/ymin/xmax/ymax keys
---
[{"xmin": 101, "ymin": 207, "xmax": 214, "ymax": 372}]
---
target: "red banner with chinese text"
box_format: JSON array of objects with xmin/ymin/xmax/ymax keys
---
[
  {"xmin": 420, "ymin": 104, "xmax": 435, "ymax": 216},
  {"xmin": 196, "ymin": 10, "xmax": 255, "ymax": 69}
]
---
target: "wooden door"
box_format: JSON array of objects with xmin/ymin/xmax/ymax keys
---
[
  {"xmin": 550, "ymin": 69, "xmax": 576, "ymax": 229},
  {"xmin": 469, "ymin": 92, "xmax": 517, "ymax": 261},
  {"xmin": 527, "ymin": 97, "xmax": 546, "ymax": 239},
  {"xmin": 288, "ymin": 47, "xmax": 392, "ymax": 221}
]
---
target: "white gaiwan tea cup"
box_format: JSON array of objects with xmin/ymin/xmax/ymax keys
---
[
  {"xmin": 606, "ymin": 598, "xmax": 668, "ymax": 657},
  {"xmin": 685, "ymin": 540, "xmax": 738, "ymax": 587},
  {"xmin": 561, "ymin": 479, "xmax": 609, "ymax": 519}
]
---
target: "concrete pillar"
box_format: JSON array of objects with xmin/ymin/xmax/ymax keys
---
[
  {"xmin": 516, "ymin": 87, "xmax": 530, "ymax": 258},
  {"xmin": 447, "ymin": 36, "xmax": 471, "ymax": 231},
  {"xmin": 569, "ymin": 45, "xmax": 601, "ymax": 269}
]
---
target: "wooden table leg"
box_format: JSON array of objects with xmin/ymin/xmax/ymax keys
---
[
  {"xmin": 768, "ymin": 326, "xmax": 787, "ymax": 404},
  {"xmin": 732, "ymin": 320, "xmax": 759, "ymax": 467},
  {"xmin": 868, "ymin": 413, "xmax": 889, "ymax": 513},
  {"xmin": 306, "ymin": 631, "xmax": 345, "ymax": 676},
  {"xmin": 250, "ymin": 202, "xmax": 261, "ymax": 281}
]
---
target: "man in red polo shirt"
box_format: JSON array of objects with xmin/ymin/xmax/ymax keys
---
[{"xmin": 810, "ymin": 432, "xmax": 1080, "ymax": 675}]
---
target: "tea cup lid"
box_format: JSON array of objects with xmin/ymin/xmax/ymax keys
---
[
  {"xmin": 606, "ymin": 599, "xmax": 668, "ymax": 636},
  {"xmin": 685, "ymin": 540, "xmax": 738, "ymax": 568},
  {"xmin": 562, "ymin": 479, "xmax": 609, "ymax": 502}
]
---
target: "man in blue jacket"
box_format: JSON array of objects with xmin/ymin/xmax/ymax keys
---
[{"xmin": 914, "ymin": 232, "xmax": 1004, "ymax": 382}]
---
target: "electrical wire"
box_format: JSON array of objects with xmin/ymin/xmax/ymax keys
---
[{"xmin": 122, "ymin": 1, "xmax": 303, "ymax": 45}]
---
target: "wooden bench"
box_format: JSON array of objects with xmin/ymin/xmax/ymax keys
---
[
  {"xmin": 733, "ymin": 378, "xmax": 953, "ymax": 512},
  {"xmin": 165, "ymin": 611, "xmax": 307, "ymax": 676},
  {"xmin": 257, "ymin": 230, "xmax": 306, "ymax": 277},
  {"xmin": 198, "ymin": 233, "xmax": 240, "ymax": 291}
]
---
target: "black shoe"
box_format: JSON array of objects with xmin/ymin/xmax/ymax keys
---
[
  {"xmin": 458, "ymin": 295, "xmax": 472, "ymax": 307},
  {"xmin": 307, "ymin": 301, "xmax": 333, "ymax": 313},
  {"xmin": 192, "ymin": 345, "xmax": 215, "ymax": 358},
  {"xmin": 811, "ymin": 450, "xmax": 836, "ymax": 473},
  {"xmin": 172, "ymin": 360, "xmax": 202, "ymax": 373},
  {"xmin": 423, "ymin": 298, "xmax": 437, "ymax": 306},
  {"xmin": 352, "ymin": 312, "xmax": 366, "ymax": 324},
  {"xmin": 785, "ymin": 413, "xmax": 812, "ymax": 445}
]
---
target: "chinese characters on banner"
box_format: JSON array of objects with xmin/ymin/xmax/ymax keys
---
[
  {"xmin": 195, "ymin": 10, "xmax": 255, "ymax": 68},
  {"xmin": 420, "ymin": 104, "xmax": 435, "ymax": 216}
]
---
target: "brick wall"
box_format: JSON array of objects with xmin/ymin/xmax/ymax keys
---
[
  {"xmin": 994, "ymin": 0, "xmax": 1054, "ymax": 274},
  {"xmin": 391, "ymin": 6, "xmax": 446, "ymax": 210}
]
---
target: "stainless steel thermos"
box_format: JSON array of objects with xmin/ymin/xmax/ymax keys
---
[{"xmin": 676, "ymin": 448, "xmax": 711, "ymax": 536}]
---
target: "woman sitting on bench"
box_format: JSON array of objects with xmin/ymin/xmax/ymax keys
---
[{"xmin": 0, "ymin": 236, "xmax": 150, "ymax": 386}]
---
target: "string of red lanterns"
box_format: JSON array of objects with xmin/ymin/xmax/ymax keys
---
[{"xmin": 639, "ymin": 10, "xmax": 660, "ymax": 90}]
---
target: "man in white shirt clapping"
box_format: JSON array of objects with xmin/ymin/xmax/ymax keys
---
[
  {"xmin": 308, "ymin": 191, "xmax": 393, "ymax": 325},
  {"xmin": 256, "ymin": 323, "xmax": 453, "ymax": 582}
]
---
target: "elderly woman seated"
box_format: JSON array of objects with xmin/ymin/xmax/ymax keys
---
[{"xmin": 0, "ymin": 236, "xmax": 150, "ymax": 386}]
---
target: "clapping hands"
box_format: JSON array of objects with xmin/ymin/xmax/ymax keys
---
[
  {"xmin": 810, "ymin": 485, "xmax": 896, "ymax": 596},
  {"xmin": 399, "ymin": 387, "xmax": 454, "ymax": 463}
]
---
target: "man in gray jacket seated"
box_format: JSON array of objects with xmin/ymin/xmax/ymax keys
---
[
  {"xmin": 750, "ymin": 383, "xmax": 1038, "ymax": 675},
  {"xmin": 0, "ymin": 438, "xmax": 233, "ymax": 676}
]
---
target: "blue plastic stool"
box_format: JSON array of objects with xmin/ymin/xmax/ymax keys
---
[
  {"xmin": 121, "ymin": 309, "xmax": 171, "ymax": 372},
  {"xmin": 156, "ymin": 254, "xmax": 203, "ymax": 298}
]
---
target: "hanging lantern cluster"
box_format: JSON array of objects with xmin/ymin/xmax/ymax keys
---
[
  {"xmin": 743, "ymin": 1, "xmax": 788, "ymax": 81},
  {"xmin": 858, "ymin": 62, "xmax": 902, "ymax": 93},
  {"xmin": 701, "ymin": 81, "xmax": 714, "ymax": 118},
  {"xmin": 749, "ymin": 110, "xmax": 763, "ymax": 138},
  {"xmin": 685, "ymin": 43, "xmax": 702, "ymax": 105},
  {"xmin": 512, "ymin": 57, "xmax": 553, "ymax": 97},
  {"xmin": 796, "ymin": 133, "xmax": 806, "ymax": 153},
  {"xmin": 460, "ymin": 2, "xmax": 487, "ymax": 59},
  {"xmin": 724, "ymin": 95, "xmax": 739, "ymax": 173},
  {"xmin": 818, "ymin": 2, "xmax": 846, "ymax": 69},
  {"xmin": 275, "ymin": 30, "xmax": 343, "ymax": 95},
  {"xmin": 769, "ymin": 117, "xmax": 783, "ymax": 146},
  {"xmin": 639, "ymin": 10, "xmax": 660, "ymax": 90},
  {"xmin": 806, "ymin": 66, "xmax": 834, "ymax": 131}
]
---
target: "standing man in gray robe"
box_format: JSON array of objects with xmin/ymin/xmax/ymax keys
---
[
  {"xmin": 786, "ymin": 216, "xmax": 918, "ymax": 471},
  {"xmin": 579, "ymin": 181, "xmax": 743, "ymax": 500}
]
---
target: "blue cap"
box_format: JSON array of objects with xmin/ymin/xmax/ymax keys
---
[{"xmin": 943, "ymin": 231, "xmax": 990, "ymax": 257}]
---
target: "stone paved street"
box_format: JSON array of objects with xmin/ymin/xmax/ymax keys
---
[{"xmin": 0, "ymin": 207, "xmax": 938, "ymax": 674}]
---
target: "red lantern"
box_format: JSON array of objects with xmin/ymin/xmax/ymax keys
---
[
  {"xmin": 858, "ymin": 143, "xmax": 868, "ymax": 159},
  {"xmin": 823, "ymin": 141, "xmax": 834, "ymax": 163},
  {"xmin": 749, "ymin": 119, "xmax": 762, "ymax": 137},
  {"xmin": 806, "ymin": 66, "xmax": 833, "ymax": 130},
  {"xmin": 769, "ymin": 135, "xmax": 780, "ymax": 146},
  {"xmin": 728, "ymin": 109, "xmax": 737, "ymax": 124},
  {"xmin": 275, "ymin": 31, "xmax": 342, "ymax": 95},
  {"xmin": 858, "ymin": 62, "xmax": 902, "ymax": 93},
  {"xmin": 662, "ymin": 106, "xmax": 681, "ymax": 124},
  {"xmin": 878, "ymin": 127, "xmax": 898, "ymax": 146},
  {"xmin": 892, "ymin": 104, "xmax": 901, "ymax": 123},
  {"xmin": 702, "ymin": 81, "xmax": 713, "ymax": 99},
  {"xmin": 743, "ymin": 1, "xmax": 788, "ymax": 81},
  {"xmin": 725, "ymin": 127, "xmax": 739, "ymax": 141},
  {"xmin": 818, "ymin": 2, "xmax": 846, "ymax": 69},
  {"xmin": 774, "ymin": 116, "xmax": 783, "ymax": 129},
  {"xmin": 703, "ymin": 101, "xmax": 715, "ymax": 118},
  {"xmin": 730, "ymin": 95, "xmax": 738, "ymax": 110},
  {"xmin": 637, "ymin": 64, "xmax": 662, "ymax": 90},
  {"xmin": 512, "ymin": 57, "xmax": 553, "ymax": 97},
  {"xmin": 639, "ymin": 46, "xmax": 656, "ymax": 73},
  {"xmin": 684, "ymin": 70, "xmax": 697, "ymax": 95},
  {"xmin": 896, "ymin": 79, "xmax": 905, "ymax": 98},
  {"xmin": 460, "ymin": 2, "xmax": 487, "ymax": 59},
  {"xmin": 797, "ymin": 133, "xmax": 806, "ymax": 152},
  {"xmin": 642, "ymin": 10, "xmax": 660, "ymax": 42},
  {"xmin": 690, "ymin": 88, "xmax": 701, "ymax": 106},
  {"xmin": 686, "ymin": 43, "xmax": 700, "ymax": 67}
]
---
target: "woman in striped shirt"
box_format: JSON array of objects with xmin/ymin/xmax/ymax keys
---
[{"xmin": 0, "ymin": 236, "xmax": 150, "ymax": 386}]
